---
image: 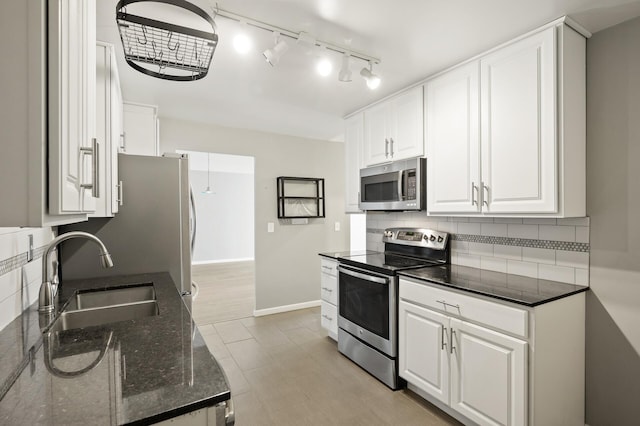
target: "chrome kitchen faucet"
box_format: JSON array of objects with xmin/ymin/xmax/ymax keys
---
[{"xmin": 38, "ymin": 231, "xmax": 114, "ymax": 313}]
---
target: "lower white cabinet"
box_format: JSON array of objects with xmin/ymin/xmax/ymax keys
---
[
  {"xmin": 399, "ymin": 277, "xmax": 585, "ymax": 426},
  {"xmin": 319, "ymin": 258, "xmax": 338, "ymax": 340}
]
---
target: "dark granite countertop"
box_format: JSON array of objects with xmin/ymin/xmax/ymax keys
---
[
  {"xmin": 0, "ymin": 272, "xmax": 230, "ymax": 425},
  {"xmin": 319, "ymin": 250, "xmax": 377, "ymax": 260},
  {"xmin": 398, "ymin": 264, "xmax": 588, "ymax": 307}
]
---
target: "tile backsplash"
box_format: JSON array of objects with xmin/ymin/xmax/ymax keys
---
[
  {"xmin": 367, "ymin": 213, "xmax": 590, "ymax": 286},
  {"xmin": 0, "ymin": 227, "xmax": 54, "ymax": 331}
]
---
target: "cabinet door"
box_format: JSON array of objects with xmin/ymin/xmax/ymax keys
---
[
  {"xmin": 450, "ymin": 319, "xmax": 527, "ymax": 426},
  {"xmin": 363, "ymin": 102, "xmax": 391, "ymax": 166},
  {"xmin": 49, "ymin": 0, "xmax": 96, "ymax": 214},
  {"xmin": 426, "ymin": 62, "xmax": 481, "ymax": 213},
  {"xmin": 344, "ymin": 114, "xmax": 363, "ymax": 212},
  {"xmin": 392, "ymin": 87, "xmax": 424, "ymax": 161},
  {"xmin": 399, "ymin": 301, "xmax": 450, "ymax": 405},
  {"xmin": 122, "ymin": 103, "xmax": 159, "ymax": 156},
  {"xmin": 480, "ymin": 27, "xmax": 557, "ymax": 213},
  {"xmin": 110, "ymin": 47, "xmax": 123, "ymax": 214}
]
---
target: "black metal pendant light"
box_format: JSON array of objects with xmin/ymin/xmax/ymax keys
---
[{"xmin": 116, "ymin": 0, "xmax": 218, "ymax": 81}]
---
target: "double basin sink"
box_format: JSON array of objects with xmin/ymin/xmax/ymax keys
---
[{"xmin": 48, "ymin": 283, "xmax": 159, "ymax": 333}]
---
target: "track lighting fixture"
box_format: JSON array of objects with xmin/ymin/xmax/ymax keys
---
[
  {"xmin": 316, "ymin": 46, "xmax": 333, "ymax": 77},
  {"xmin": 233, "ymin": 22, "xmax": 251, "ymax": 54},
  {"xmin": 360, "ymin": 62, "xmax": 381, "ymax": 89},
  {"xmin": 263, "ymin": 32, "xmax": 289, "ymax": 66},
  {"xmin": 338, "ymin": 54, "xmax": 352, "ymax": 82}
]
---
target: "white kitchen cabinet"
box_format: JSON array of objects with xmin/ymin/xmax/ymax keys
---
[
  {"xmin": 344, "ymin": 113, "xmax": 363, "ymax": 212},
  {"xmin": 49, "ymin": 0, "xmax": 97, "ymax": 215},
  {"xmin": 399, "ymin": 277, "xmax": 585, "ymax": 425},
  {"xmin": 426, "ymin": 21, "xmax": 587, "ymax": 217},
  {"xmin": 319, "ymin": 258, "xmax": 338, "ymax": 340},
  {"xmin": 0, "ymin": 0, "xmax": 89, "ymax": 226},
  {"xmin": 122, "ymin": 102, "xmax": 159, "ymax": 156},
  {"xmin": 426, "ymin": 61, "xmax": 481, "ymax": 213},
  {"xmin": 93, "ymin": 41, "xmax": 124, "ymax": 217},
  {"xmin": 363, "ymin": 87, "xmax": 424, "ymax": 166}
]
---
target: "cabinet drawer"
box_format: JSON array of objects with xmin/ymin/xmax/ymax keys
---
[
  {"xmin": 321, "ymin": 273, "xmax": 337, "ymax": 304},
  {"xmin": 399, "ymin": 278, "xmax": 528, "ymax": 338},
  {"xmin": 321, "ymin": 301, "xmax": 338, "ymax": 336},
  {"xmin": 320, "ymin": 259, "xmax": 337, "ymax": 276}
]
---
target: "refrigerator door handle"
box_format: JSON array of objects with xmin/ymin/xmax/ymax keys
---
[{"xmin": 189, "ymin": 187, "xmax": 197, "ymax": 254}]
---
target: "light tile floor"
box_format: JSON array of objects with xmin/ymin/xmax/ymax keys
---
[{"xmin": 192, "ymin": 263, "xmax": 461, "ymax": 425}]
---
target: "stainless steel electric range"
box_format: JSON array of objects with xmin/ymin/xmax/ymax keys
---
[{"xmin": 336, "ymin": 227, "xmax": 450, "ymax": 389}]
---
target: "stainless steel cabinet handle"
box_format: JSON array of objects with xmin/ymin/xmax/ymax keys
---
[
  {"xmin": 389, "ymin": 138, "xmax": 394, "ymax": 157},
  {"xmin": 471, "ymin": 182, "xmax": 478, "ymax": 206},
  {"xmin": 481, "ymin": 182, "xmax": 489, "ymax": 207},
  {"xmin": 80, "ymin": 138, "xmax": 99, "ymax": 198},
  {"xmin": 116, "ymin": 180, "xmax": 124, "ymax": 206},
  {"xmin": 120, "ymin": 132, "xmax": 126, "ymax": 151},
  {"xmin": 321, "ymin": 265, "xmax": 333, "ymax": 271},
  {"xmin": 385, "ymin": 138, "xmax": 389, "ymax": 157},
  {"xmin": 441, "ymin": 326, "xmax": 447, "ymax": 351},
  {"xmin": 321, "ymin": 287, "xmax": 333, "ymax": 292},
  {"xmin": 322, "ymin": 314, "xmax": 333, "ymax": 320},
  {"xmin": 450, "ymin": 329, "xmax": 456, "ymax": 354},
  {"xmin": 436, "ymin": 299, "xmax": 460, "ymax": 310}
]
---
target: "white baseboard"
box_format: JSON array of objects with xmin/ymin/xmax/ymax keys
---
[
  {"xmin": 192, "ymin": 257, "xmax": 254, "ymax": 265},
  {"xmin": 254, "ymin": 300, "xmax": 321, "ymax": 317}
]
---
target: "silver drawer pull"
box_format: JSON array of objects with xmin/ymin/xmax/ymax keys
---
[
  {"xmin": 321, "ymin": 265, "xmax": 333, "ymax": 270},
  {"xmin": 321, "ymin": 287, "xmax": 333, "ymax": 292},
  {"xmin": 116, "ymin": 180, "xmax": 124, "ymax": 206},
  {"xmin": 80, "ymin": 138, "xmax": 99, "ymax": 198},
  {"xmin": 436, "ymin": 299, "xmax": 460, "ymax": 310},
  {"xmin": 321, "ymin": 314, "xmax": 333, "ymax": 321}
]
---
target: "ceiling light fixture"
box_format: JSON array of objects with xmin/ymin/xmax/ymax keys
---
[
  {"xmin": 316, "ymin": 46, "xmax": 333, "ymax": 77},
  {"xmin": 338, "ymin": 54, "xmax": 352, "ymax": 82},
  {"xmin": 360, "ymin": 62, "xmax": 381, "ymax": 90},
  {"xmin": 263, "ymin": 32, "xmax": 289, "ymax": 66},
  {"xmin": 233, "ymin": 22, "xmax": 252, "ymax": 54}
]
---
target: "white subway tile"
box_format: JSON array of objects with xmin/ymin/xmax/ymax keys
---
[
  {"xmin": 507, "ymin": 260, "xmax": 538, "ymax": 278},
  {"xmin": 522, "ymin": 247, "xmax": 556, "ymax": 264},
  {"xmin": 481, "ymin": 223, "xmax": 508, "ymax": 237},
  {"xmin": 493, "ymin": 245, "xmax": 522, "ymax": 260},
  {"xmin": 469, "ymin": 242, "xmax": 493, "ymax": 257},
  {"xmin": 494, "ymin": 218, "xmax": 523, "ymax": 224},
  {"xmin": 457, "ymin": 253, "xmax": 481, "ymax": 269},
  {"xmin": 451, "ymin": 217, "xmax": 470, "ymax": 222},
  {"xmin": 575, "ymin": 268, "xmax": 589, "ymax": 286},
  {"xmin": 556, "ymin": 251, "xmax": 590, "ymax": 269},
  {"xmin": 458, "ymin": 222, "xmax": 481, "ymax": 235},
  {"xmin": 451, "ymin": 240, "xmax": 469, "ymax": 253},
  {"xmin": 539, "ymin": 225, "xmax": 576, "ymax": 242},
  {"xmin": 507, "ymin": 224, "xmax": 539, "ymax": 239},
  {"xmin": 0, "ymin": 227, "xmax": 22, "ymax": 236},
  {"xmin": 523, "ymin": 218, "xmax": 557, "ymax": 225},
  {"xmin": 470, "ymin": 217, "xmax": 495, "ymax": 223},
  {"xmin": 437, "ymin": 222, "xmax": 458, "ymax": 233},
  {"xmin": 576, "ymin": 226, "xmax": 589, "ymax": 244},
  {"xmin": 538, "ymin": 264, "xmax": 575, "ymax": 284},
  {"xmin": 557, "ymin": 217, "xmax": 590, "ymax": 226},
  {"xmin": 0, "ymin": 231, "xmax": 19, "ymax": 261},
  {"xmin": 0, "ymin": 291, "xmax": 19, "ymax": 332},
  {"xmin": 481, "ymin": 257, "xmax": 507, "ymax": 273}
]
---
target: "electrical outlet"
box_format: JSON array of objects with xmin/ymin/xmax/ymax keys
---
[
  {"xmin": 27, "ymin": 234, "xmax": 34, "ymax": 262},
  {"xmin": 334, "ymin": 222, "xmax": 341, "ymax": 231},
  {"xmin": 267, "ymin": 222, "xmax": 274, "ymax": 233}
]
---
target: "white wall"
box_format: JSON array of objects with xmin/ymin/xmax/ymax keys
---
[
  {"xmin": 0, "ymin": 227, "xmax": 55, "ymax": 331},
  {"xmin": 160, "ymin": 118, "xmax": 350, "ymax": 312},
  {"xmin": 585, "ymin": 16, "xmax": 640, "ymax": 425}
]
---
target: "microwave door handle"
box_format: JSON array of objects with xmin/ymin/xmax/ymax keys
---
[{"xmin": 398, "ymin": 170, "xmax": 405, "ymax": 200}]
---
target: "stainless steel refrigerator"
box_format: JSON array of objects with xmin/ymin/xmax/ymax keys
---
[{"xmin": 59, "ymin": 153, "xmax": 195, "ymax": 309}]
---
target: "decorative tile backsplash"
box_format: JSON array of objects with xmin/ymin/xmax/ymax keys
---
[{"xmin": 366, "ymin": 213, "xmax": 590, "ymax": 286}]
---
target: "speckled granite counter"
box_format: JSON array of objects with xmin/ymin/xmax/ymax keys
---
[
  {"xmin": 318, "ymin": 250, "xmax": 377, "ymax": 260},
  {"xmin": 0, "ymin": 272, "xmax": 230, "ymax": 425},
  {"xmin": 398, "ymin": 264, "xmax": 588, "ymax": 306}
]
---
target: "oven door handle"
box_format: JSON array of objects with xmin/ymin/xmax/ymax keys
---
[{"xmin": 337, "ymin": 266, "xmax": 390, "ymax": 285}]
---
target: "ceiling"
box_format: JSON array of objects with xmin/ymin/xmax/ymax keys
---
[{"xmin": 97, "ymin": 0, "xmax": 640, "ymax": 142}]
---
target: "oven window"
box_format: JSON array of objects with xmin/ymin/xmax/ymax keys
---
[{"xmin": 339, "ymin": 271, "xmax": 390, "ymax": 339}]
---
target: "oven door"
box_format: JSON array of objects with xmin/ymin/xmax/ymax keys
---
[{"xmin": 337, "ymin": 265, "xmax": 397, "ymax": 357}]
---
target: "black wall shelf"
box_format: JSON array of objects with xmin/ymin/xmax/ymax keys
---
[{"xmin": 277, "ymin": 177, "xmax": 325, "ymax": 219}]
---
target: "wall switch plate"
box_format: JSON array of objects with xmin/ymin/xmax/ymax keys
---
[
  {"xmin": 267, "ymin": 222, "xmax": 274, "ymax": 233},
  {"xmin": 27, "ymin": 234, "xmax": 33, "ymax": 262},
  {"xmin": 334, "ymin": 222, "xmax": 341, "ymax": 231}
]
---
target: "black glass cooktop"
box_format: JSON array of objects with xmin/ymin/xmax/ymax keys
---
[{"xmin": 339, "ymin": 252, "xmax": 444, "ymax": 276}]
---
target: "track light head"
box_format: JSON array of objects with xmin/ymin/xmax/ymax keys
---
[
  {"xmin": 360, "ymin": 62, "xmax": 381, "ymax": 89},
  {"xmin": 263, "ymin": 33, "xmax": 289, "ymax": 66},
  {"xmin": 338, "ymin": 54, "xmax": 352, "ymax": 82}
]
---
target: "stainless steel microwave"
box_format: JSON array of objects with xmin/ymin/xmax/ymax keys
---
[{"xmin": 359, "ymin": 157, "xmax": 426, "ymax": 211}]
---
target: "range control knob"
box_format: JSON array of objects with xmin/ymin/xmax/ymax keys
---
[
  {"xmin": 423, "ymin": 234, "xmax": 429, "ymax": 241},
  {"xmin": 437, "ymin": 236, "xmax": 444, "ymax": 243},
  {"xmin": 429, "ymin": 235, "xmax": 436, "ymax": 241},
  {"xmin": 384, "ymin": 231, "xmax": 393, "ymax": 238}
]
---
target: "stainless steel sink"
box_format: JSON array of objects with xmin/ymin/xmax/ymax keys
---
[
  {"xmin": 48, "ymin": 284, "xmax": 158, "ymax": 333},
  {"xmin": 67, "ymin": 283, "xmax": 156, "ymax": 310}
]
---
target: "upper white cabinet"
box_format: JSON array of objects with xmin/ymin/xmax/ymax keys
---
[
  {"xmin": 122, "ymin": 103, "xmax": 159, "ymax": 156},
  {"xmin": 49, "ymin": 0, "xmax": 97, "ymax": 215},
  {"xmin": 0, "ymin": 0, "xmax": 91, "ymax": 226},
  {"xmin": 344, "ymin": 113, "xmax": 363, "ymax": 213},
  {"xmin": 426, "ymin": 22, "xmax": 587, "ymax": 217},
  {"xmin": 363, "ymin": 87, "xmax": 424, "ymax": 166},
  {"xmin": 93, "ymin": 41, "xmax": 124, "ymax": 217}
]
